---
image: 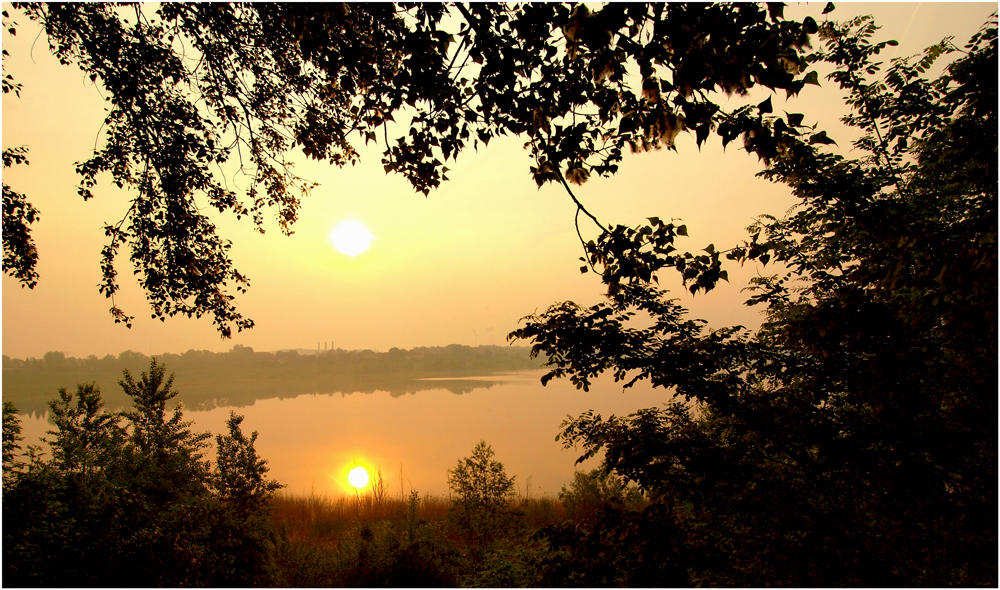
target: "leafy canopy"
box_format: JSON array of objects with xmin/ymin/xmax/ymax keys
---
[{"xmin": 4, "ymin": 2, "xmax": 822, "ymax": 336}]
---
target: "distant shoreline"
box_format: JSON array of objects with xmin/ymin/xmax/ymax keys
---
[{"xmin": 3, "ymin": 344, "xmax": 547, "ymax": 415}]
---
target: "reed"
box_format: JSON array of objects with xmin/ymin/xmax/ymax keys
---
[
  {"xmin": 272, "ymin": 491, "xmax": 435, "ymax": 543},
  {"xmin": 270, "ymin": 489, "xmax": 575, "ymax": 587},
  {"xmin": 270, "ymin": 489, "xmax": 564, "ymax": 544}
]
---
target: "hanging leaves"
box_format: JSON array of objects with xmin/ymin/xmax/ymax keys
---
[{"xmin": 7, "ymin": 2, "xmax": 825, "ymax": 336}]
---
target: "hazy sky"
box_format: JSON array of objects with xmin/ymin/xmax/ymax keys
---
[{"xmin": 2, "ymin": 3, "xmax": 995, "ymax": 360}]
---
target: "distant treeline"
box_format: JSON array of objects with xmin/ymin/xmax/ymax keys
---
[{"xmin": 3, "ymin": 345, "xmax": 544, "ymax": 415}]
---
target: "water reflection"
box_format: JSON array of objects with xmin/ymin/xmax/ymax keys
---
[
  {"xmin": 9, "ymin": 372, "xmax": 518, "ymax": 415},
  {"xmin": 16, "ymin": 370, "xmax": 672, "ymax": 498}
]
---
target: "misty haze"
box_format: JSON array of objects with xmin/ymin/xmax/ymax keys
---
[
  {"xmin": 5, "ymin": 344, "xmax": 666, "ymax": 497},
  {"xmin": 3, "ymin": 2, "xmax": 995, "ymax": 588}
]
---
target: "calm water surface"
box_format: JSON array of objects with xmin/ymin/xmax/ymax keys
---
[{"xmin": 17, "ymin": 370, "xmax": 673, "ymax": 497}]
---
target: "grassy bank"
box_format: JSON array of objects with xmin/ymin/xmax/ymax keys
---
[{"xmin": 267, "ymin": 478, "xmax": 634, "ymax": 587}]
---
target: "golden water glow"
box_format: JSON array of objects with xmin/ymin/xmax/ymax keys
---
[
  {"xmin": 348, "ymin": 465, "xmax": 370, "ymax": 488},
  {"xmin": 329, "ymin": 221, "xmax": 373, "ymax": 256}
]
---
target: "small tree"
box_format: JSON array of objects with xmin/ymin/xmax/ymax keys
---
[
  {"xmin": 120, "ymin": 359, "xmax": 212, "ymax": 501},
  {"xmin": 47, "ymin": 382, "xmax": 123, "ymax": 475},
  {"xmin": 447, "ymin": 441, "xmax": 518, "ymax": 550},
  {"xmin": 56, "ymin": 360, "xmax": 211, "ymax": 586},
  {"xmin": 214, "ymin": 411, "xmax": 282, "ymax": 518},
  {"xmin": 210, "ymin": 411, "xmax": 283, "ymax": 586}
]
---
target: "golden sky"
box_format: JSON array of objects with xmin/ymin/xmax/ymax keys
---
[{"xmin": 2, "ymin": 3, "xmax": 994, "ymax": 359}]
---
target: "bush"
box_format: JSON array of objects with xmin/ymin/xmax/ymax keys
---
[
  {"xmin": 558, "ymin": 468, "xmax": 645, "ymax": 521},
  {"xmin": 536, "ymin": 503, "xmax": 692, "ymax": 587}
]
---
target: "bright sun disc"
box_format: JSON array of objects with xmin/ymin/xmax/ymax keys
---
[
  {"xmin": 348, "ymin": 466, "xmax": 369, "ymax": 488},
  {"xmin": 330, "ymin": 221, "xmax": 373, "ymax": 256}
]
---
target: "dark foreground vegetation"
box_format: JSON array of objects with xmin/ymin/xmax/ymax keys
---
[
  {"xmin": 3, "ymin": 363, "xmax": 283, "ymax": 587},
  {"xmin": 269, "ymin": 471, "xmax": 650, "ymax": 587},
  {"xmin": 3, "ymin": 366, "xmax": 650, "ymax": 587}
]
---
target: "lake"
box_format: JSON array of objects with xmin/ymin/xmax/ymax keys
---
[{"xmin": 15, "ymin": 369, "xmax": 672, "ymax": 498}]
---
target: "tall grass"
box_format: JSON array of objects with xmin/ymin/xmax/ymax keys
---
[
  {"xmin": 270, "ymin": 486, "xmax": 565, "ymax": 545},
  {"xmin": 271, "ymin": 491, "xmax": 452, "ymax": 542},
  {"xmin": 267, "ymin": 470, "xmax": 637, "ymax": 586}
]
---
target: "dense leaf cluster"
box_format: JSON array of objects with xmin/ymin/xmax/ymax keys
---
[
  {"xmin": 512, "ymin": 13, "xmax": 997, "ymax": 587},
  {"xmin": 2, "ymin": 360, "xmax": 283, "ymax": 586},
  {"xmin": 1, "ymin": 146, "xmax": 39, "ymax": 288}
]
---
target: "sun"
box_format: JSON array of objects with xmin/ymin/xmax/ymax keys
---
[
  {"xmin": 329, "ymin": 221, "xmax": 373, "ymax": 256},
  {"xmin": 348, "ymin": 466, "xmax": 369, "ymax": 489}
]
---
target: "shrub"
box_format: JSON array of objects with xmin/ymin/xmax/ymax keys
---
[{"xmin": 559, "ymin": 468, "xmax": 645, "ymax": 521}]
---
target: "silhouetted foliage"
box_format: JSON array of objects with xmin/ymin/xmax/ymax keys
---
[
  {"xmin": 512, "ymin": 13, "xmax": 997, "ymax": 587},
  {"xmin": 558, "ymin": 468, "xmax": 644, "ymax": 522},
  {"xmin": 1, "ymin": 145, "xmax": 39, "ymax": 288},
  {"xmin": 215, "ymin": 412, "xmax": 283, "ymax": 518},
  {"xmin": 4, "ymin": 2, "xmax": 823, "ymax": 335},
  {"xmin": 2, "ymin": 359, "xmax": 283, "ymax": 587},
  {"xmin": 537, "ymin": 502, "xmax": 693, "ymax": 587},
  {"xmin": 3, "ymin": 4, "xmax": 995, "ymax": 586},
  {"xmin": 2, "ymin": 401, "xmax": 24, "ymax": 486}
]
